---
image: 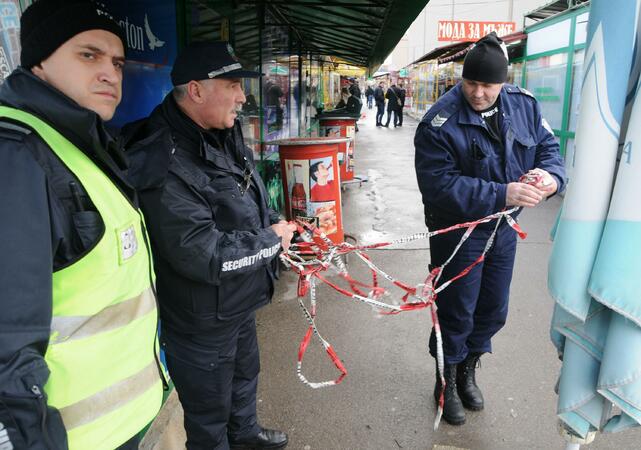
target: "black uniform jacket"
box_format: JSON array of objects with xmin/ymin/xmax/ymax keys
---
[
  {"xmin": 123, "ymin": 95, "xmax": 282, "ymax": 334},
  {"xmin": 0, "ymin": 68, "xmax": 136, "ymax": 449}
]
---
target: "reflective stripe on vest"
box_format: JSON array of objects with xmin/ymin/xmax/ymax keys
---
[{"xmin": 0, "ymin": 107, "xmax": 163, "ymax": 450}]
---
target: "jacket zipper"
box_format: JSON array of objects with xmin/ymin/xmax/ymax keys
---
[{"xmin": 31, "ymin": 385, "xmax": 56, "ymax": 450}]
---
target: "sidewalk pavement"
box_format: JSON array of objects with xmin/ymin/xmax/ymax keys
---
[{"xmin": 142, "ymin": 106, "xmax": 639, "ymax": 449}]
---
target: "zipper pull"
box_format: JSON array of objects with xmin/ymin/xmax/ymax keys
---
[{"xmin": 31, "ymin": 385, "xmax": 43, "ymax": 397}]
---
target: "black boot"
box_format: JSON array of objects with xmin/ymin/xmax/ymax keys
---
[
  {"xmin": 434, "ymin": 363, "xmax": 465, "ymax": 425},
  {"xmin": 456, "ymin": 353, "xmax": 484, "ymax": 411}
]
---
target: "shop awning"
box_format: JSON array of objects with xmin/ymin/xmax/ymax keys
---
[
  {"xmin": 524, "ymin": 0, "xmax": 589, "ymax": 22},
  {"xmin": 186, "ymin": 0, "xmax": 430, "ymax": 74},
  {"xmin": 408, "ymin": 30, "xmax": 527, "ymax": 66}
]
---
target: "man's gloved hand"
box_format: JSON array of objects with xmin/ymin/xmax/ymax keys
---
[{"xmin": 270, "ymin": 221, "xmax": 297, "ymax": 252}]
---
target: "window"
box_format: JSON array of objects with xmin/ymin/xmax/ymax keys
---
[
  {"xmin": 526, "ymin": 53, "xmax": 568, "ymax": 131},
  {"xmin": 567, "ymin": 50, "xmax": 585, "ymax": 133}
]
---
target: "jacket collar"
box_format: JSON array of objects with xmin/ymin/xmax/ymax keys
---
[
  {"xmin": 458, "ymin": 84, "xmax": 518, "ymax": 127},
  {"xmin": 157, "ymin": 94, "xmax": 239, "ymax": 165}
]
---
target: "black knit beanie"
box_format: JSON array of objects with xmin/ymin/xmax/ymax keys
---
[
  {"xmin": 462, "ymin": 32, "xmax": 508, "ymax": 84},
  {"xmin": 20, "ymin": 0, "xmax": 126, "ymax": 69}
]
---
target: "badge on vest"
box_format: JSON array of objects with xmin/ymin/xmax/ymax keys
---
[{"xmin": 118, "ymin": 224, "xmax": 139, "ymax": 264}]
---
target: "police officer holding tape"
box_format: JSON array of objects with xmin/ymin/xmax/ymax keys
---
[
  {"xmin": 414, "ymin": 32, "xmax": 566, "ymax": 425},
  {"xmin": 124, "ymin": 42, "xmax": 295, "ymax": 449}
]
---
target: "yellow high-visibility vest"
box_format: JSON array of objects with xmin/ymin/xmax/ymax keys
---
[{"xmin": 0, "ymin": 106, "xmax": 163, "ymax": 450}]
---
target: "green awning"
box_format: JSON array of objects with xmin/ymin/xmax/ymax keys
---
[{"xmin": 185, "ymin": 0, "xmax": 430, "ymax": 74}]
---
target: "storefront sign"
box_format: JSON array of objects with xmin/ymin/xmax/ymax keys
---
[
  {"xmin": 437, "ymin": 21, "xmax": 516, "ymax": 42},
  {"xmin": 107, "ymin": 0, "xmax": 177, "ymax": 65},
  {"xmin": 105, "ymin": 0, "xmax": 177, "ymax": 126}
]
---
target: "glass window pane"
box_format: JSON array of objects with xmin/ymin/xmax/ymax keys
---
[
  {"xmin": 574, "ymin": 12, "xmax": 590, "ymax": 46},
  {"xmin": 508, "ymin": 61, "xmax": 524, "ymax": 87},
  {"xmin": 527, "ymin": 19, "xmax": 571, "ymax": 55},
  {"xmin": 525, "ymin": 53, "xmax": 568, "ymax": 130},
  {"xmin": 568, "ymin": 50, "xmax": 585, "ymax": 133}
]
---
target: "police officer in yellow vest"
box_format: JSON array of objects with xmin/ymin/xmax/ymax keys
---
[{"xmin": 0, "ymin": 1, "xmax": 165, "ymax": 449}]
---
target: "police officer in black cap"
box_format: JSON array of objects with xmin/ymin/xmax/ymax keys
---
[
  {"xmin": 414, "ymin": 32, "xmax": 566, "ymax": 425},
  {"xmin": 123, "ymin": 42, "xmax": 295, "ymax": 449}
]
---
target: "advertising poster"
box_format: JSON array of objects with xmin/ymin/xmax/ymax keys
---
[
  {"xmin": 320, "ymin": 125, "xmax": 341, "ymax": 137},
  {"xmin": 309, "ymin": 201, "xmax": 337, "ymax": 236},
  {"xmin": 346, "ymin": 125, "xmax": 355, "ymax": 171},
  {"xmin": 309, "ymin": 156, "xmax": 337, "ymax": 235},
  {"xmin": 258, "ymin": 159, "xmax": 284, "ymax": 213},
  {"xmin": 309, "ymin": 157, "xmax": 335, "ymax": 202},
  {"xmin": 0, "ymin": 1, "xmax": 21, "ymax": 82},
  {"xmin": 105, "ymin": 0, "xmax": 177, "ymax": 127},
  {"xmin": 285, "ymin": 159, "xmax": 310, "ymax": 220}
]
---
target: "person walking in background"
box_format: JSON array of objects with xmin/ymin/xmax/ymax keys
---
[
  {"xmin": 0, "ymin": 1, "xmax": 165, "ymax": 449},
  {"xmin": 348, "ymin": 79, "xmax": 361, "ymax": 99},
  {"xmin": 414, "ymin": 32, "xmax": 566, "ymax": 426},
  {"xmin": 397, "ymin": 82, "xmax": 406, "ymax": 126},
  {"xmin": 124, "ymin": 42, "xmax": 295, "ymax": 450},
  {"xmin": 374, "ymin": 81, "xmax": 386, "ymax": 127},
  {"xmin": 384, "ymin": 83, "xmax": 401, "ymax": 128},
  {"xmin": 365, "ymin": 84, "xmax": 374, "ymax": 109}
]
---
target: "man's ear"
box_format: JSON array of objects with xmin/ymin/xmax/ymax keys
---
[
  {"xmin": 187, "ymin": 80, "xmax": 205, "ymax": 104},
  {"xmin": 31, "ymin": 63, "xmax": 46, "ymax": 81}
]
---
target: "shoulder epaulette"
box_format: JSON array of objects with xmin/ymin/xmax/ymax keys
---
[
  {"xmin": 505, "ymin": 85, "xmax": 535, "ymax": 98},
  {"xmin": 0, "ymin": 119, "xmax": 32, "ymax": 141},
  {"xmin": 518, "ymin": 87, "xmax": 535, "ymax": 98},
  {"xmin": 0, "ymin": 120, "xmax": 32, "ymax": 135}
]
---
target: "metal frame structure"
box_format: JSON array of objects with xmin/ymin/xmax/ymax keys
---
[{"xmin": 180, "ymin": 0, "xmax": 429, "ymax": 74}]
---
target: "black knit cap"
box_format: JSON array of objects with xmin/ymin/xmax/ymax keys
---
[
  {"xmin": 171, "ymin": 41, "xmax": 260, "ymax": 86},
  {"xmin": 20, "ymin": 0, "xmax": 126, "ymax": 69},
  {"xmin": 462, "ymin": 32, "xmax": 508, "ymax": 84}
]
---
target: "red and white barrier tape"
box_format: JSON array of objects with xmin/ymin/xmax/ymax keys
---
[{"xmin": 281, "ymin": 172, "xmax": 541, "ymax": 428}]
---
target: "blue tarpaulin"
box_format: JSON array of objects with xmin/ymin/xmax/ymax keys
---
[{"xmin": 548, "ymin": 0, "xmax": 641, "ymax": 441}]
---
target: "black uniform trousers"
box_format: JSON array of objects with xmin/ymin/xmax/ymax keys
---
[
  {"xmin": 428, "ymin": 223, "xmax": 517, "ymax": 364},
  {"xmin": 163, "ymin": 312, "xmax": 261, "ymax": 450}
]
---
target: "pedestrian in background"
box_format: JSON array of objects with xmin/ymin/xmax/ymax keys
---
[
  {"xmin": 365, "ymin": 84, "xmax": 374, "ymax": 109},
  {"xmin": 124, "ymin": 42, "xmax": 295, "ymax": 450},
  {"xmin": 397, "ymin": 82, "xmax": 406, "ymax": 126},
  {"xmin": 0, "ymin": 1, "xmax": 165, "ymax": 449},
  {"xmin": 414, "ymin": 32, "xmax": 566, "ymax": 426},
  {"xmin": 384, "ymin": 83, "xmax": 401, "ymax": 128},
  {"xmin": 348, "ymin": 78, "xmax": 361, "ymax": 99},
  {"xmin": 374, "ymin": 81, "xmax": 386, "ymax": 127}
]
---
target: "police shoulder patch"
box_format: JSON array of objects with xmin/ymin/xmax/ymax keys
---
[{"xmin": 429, "ymin": 107, "xmax": 454, "ymax": 129}]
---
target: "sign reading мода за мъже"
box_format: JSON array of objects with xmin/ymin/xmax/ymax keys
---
[{"xmin": 437, "ymin": 21, "xmax": 516, "ymax": 42}]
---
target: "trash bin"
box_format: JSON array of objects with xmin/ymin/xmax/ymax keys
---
[
  {"xmin": 318, "ymin": 116, "xmax": 358, "ymax": 182},
  {"xmin": 268, "ymin": 137, "xmax": 349, "ymax": 243}
]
